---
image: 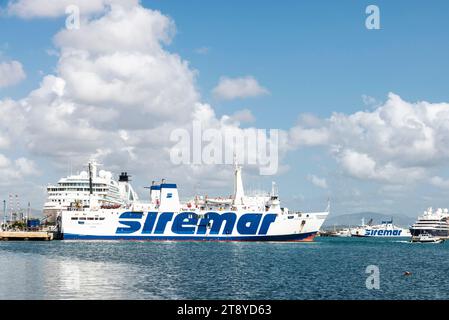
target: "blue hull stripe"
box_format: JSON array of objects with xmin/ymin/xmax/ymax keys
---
[{"xmin": 62, "ymin": 232, "xmax": 317, "ymax": 242}]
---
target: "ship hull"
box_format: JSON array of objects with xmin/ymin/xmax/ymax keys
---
[
  {"xmin": 350, "ymin": 226, "xmax": 411, "ymax": 238},
  {"xmin": 62, "ymin": 232, "xmax": 318, "ymax": 242},
  {"xmin": 60, "ymin": 210, "xmax": 327, "ymax": 242},
  {"xmin": 409, "ymin": 228, "xmax": 449, "ymax": 239}
]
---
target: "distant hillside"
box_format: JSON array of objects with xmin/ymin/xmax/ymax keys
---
[{"xmin": 323, "ymin": 212, "xmax": 416, "ymax": 229}]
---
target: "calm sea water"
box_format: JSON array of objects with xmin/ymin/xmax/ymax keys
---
[{"xmin": 0, "ymin": 237, "xmax": 448, "ymax": 300}]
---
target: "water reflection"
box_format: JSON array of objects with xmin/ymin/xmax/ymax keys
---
[{"xmin": 0, "ymin": 251, "xmax": 155, "ymax": 299}]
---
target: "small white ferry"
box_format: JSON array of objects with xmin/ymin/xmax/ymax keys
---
[{"xmin": 350, "ymin": 218, "xmax": 411, "ymax": 238}]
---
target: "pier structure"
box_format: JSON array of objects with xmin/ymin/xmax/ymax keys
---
[
  {"xmin": 1, "ymin": 195, "xmax": 55, "ymax": 240},
  {"xmin": 0, "ymin": 231, "xmax": 54, "ymax": 241}
]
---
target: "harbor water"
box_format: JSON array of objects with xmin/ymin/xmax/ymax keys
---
[{"xmin": 0, "ymin": 237, "xmax": 448, "ymax": 300}]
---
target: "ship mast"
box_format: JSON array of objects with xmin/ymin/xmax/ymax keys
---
[
  {"xmin": 88, "ymin": 162, "xmax": 93, "ymax": 195},
  {"xmin": 2, "ymin": 200, "xmax": 6, "ymax": 230},
  {"xmin": 88, "ymin": 160, "xmax": 99, "ymax": 210},
  {"xmin": 233, "ymin": 157, "xmax": 245, "ymax": 206}
]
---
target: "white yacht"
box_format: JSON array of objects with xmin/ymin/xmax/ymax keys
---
[
  {"xmin": 43, "ymin": 160, "xmax": 138, "ymax": 223},
  {"xmin": 415, "ymin": 233, "xmax": 444, "ymax": 244},
  {"xmin": 410, "ymin": 207, "xmax": 449, "ymax": 242}
]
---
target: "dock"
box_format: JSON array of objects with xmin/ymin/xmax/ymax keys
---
[{"xmin": 0, "ymin": 231, "xmax": 54, "ymax": 241}]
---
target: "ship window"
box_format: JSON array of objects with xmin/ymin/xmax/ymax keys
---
[
  {"xmin": 79, "ymin": 217, "xmax": 86, "ymax": 220},
  {"xmin": 87, "ymin": 217, "xmax": 94, "ymax": 220},
  {"xmin": 100, "ymin": 217, "xmax": 105, "ymax": 220},
  {"xmin": 71, "ymin": 217, "xmax": 78, "ymax": 220}
]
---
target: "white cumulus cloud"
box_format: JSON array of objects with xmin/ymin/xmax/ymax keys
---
[
  {"xmin": 212, "ymin": 76, "xmax": 269, "ymax": 100},
  {"xmin": 290, "ymin": 93, "xmax": 449, "ymax": 186},
  {"xmin": 229, "ymin": 109, "xmax": 256, "ymax": 124},
  {"xmin": 0, "ymin": 60, "xmax": 26, "ymax": 88},
  {"xmin": 7, "ymin": 0, "xmax": 138, "ymax": 18},
  {"xmin": 429, "ymin": 176, "xmax": 449, "ymax": 189},
  {"xmin": 0, "ymin": 154, "xmax": 39, "ymax": 184},
  {"xmin": 307, "ymin": 174, "xmax": 328, "ymax": 189},
  {"xmin": 0, "ymin": 1, "xmax": 288, "ymax": 200}
]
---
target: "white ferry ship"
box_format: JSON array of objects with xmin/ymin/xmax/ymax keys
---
[
  {"xmin": 58, "ymin": 164, "xmax": 329, "ymax": 242},
  {"xmin": 350, "ymin": 218, "xmax": 411, "ymax": 238},
  {"xmin": 44, "ymin": 161, "xmax": 138, "ymax": 223},
  {"xmin": 410, "ymin": 207, "xmax": 449, "ymax": 242}
]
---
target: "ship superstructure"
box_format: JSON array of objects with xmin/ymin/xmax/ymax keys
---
[{"xmin": 44, "ymin": 160, "xmax": 138, "ymax": 223}]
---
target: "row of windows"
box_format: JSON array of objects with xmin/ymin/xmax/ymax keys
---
[
  {"xmin": 50, "ymin": 199, "xmax": 91, "ymax": 203},
  {"xmin": 49, "ymin": 195, "xmax": 103, "ymax": 199},
  {"xmin": 48, "ymin": 188, "xmax": 110, "ymax": 192},
  {"xmin": 59, "ymin": 183, "xmax": 109, "ymax": 187},
  {"xmin": 71, "ymin": 217, "xmax": 106, "ymax": 221}
]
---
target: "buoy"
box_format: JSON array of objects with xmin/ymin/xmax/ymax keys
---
[{"xmin": 404, "ymin": 271, "xmax": 412, "ymax": 276}]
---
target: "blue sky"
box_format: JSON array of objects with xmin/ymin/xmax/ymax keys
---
[
  {"xmin": 3, "ymin": 1, "xmax": 449, "ymax": 115},
  {"xmin": 150, "ymin": 0, "xmax": 449, "ymax": 120},
  {"xmin": 1, "ymin": 0, "xmax": 449, "ymax": 217}
]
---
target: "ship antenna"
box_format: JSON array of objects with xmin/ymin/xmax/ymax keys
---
[
  {"xmin": 27, "ymin": 201, "xmax": 30, "ymax": 225},
  {"xmin": 233, "ymin": 155, "xmax": 245, "ymax": 206},
  {"xmin": 2, "ymin": 200, "xmax": 6, "ymax": 230},
  {"xmin": 88, "ymin": 162, "xmax": 93, "ymax": 195},
  {"xmin": 16, "ymin": 194, "xmax": 20, "ymax": 222},
  {"xmin": 8, "ymin": 194, "xmax": 12, "ymax": 223}
]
